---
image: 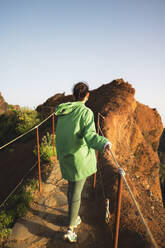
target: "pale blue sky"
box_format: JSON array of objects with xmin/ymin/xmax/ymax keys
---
[{"xmin": 0, "ymin": 0, "xmax": 164, "ymax": 126}]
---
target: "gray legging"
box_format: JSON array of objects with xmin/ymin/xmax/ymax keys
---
[{"xmin": 67, "ymin": 179, "xmax": 86, "ymax": 227}]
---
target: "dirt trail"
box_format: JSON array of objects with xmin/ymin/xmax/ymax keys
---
[
  {"xmin": 2, "ymin": 79, "xmax": 165, "ymax": 247},
  {"xmin": 4, "ymin": 160, "xmax": 113, "ymax": 248}
]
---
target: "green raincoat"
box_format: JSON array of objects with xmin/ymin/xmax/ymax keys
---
[{"xmin": 55, "ymin": 101, "xmax": 109, "ymax": 181}]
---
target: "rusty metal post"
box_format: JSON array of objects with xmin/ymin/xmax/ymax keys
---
[
  {"xmin": 114, "ymin": 172, "xmax": 123, "ymax": 248},
  {"xmin": 36, "ymin": 127, "xmax": 42, "ymax": 193},
  {"xmin": 93, "ymin": 173, "xmax": 96, "ymax": 189},
  {"xmin": 52, "ymin": 113, "xmax": 55, "ymax": 155}
]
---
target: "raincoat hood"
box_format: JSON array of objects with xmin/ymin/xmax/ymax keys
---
[{"xmin": 55, "ymin": 101, "xmax": 84, "ymax": 116}]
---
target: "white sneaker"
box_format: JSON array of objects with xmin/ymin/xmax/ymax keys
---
[
  {"xmin": 63, "ymin": 229, "xmax": 77, "ymax": 243},
  {"xmin": 74, "ymin": 216, "xmax": 81, "ymax": 228}
]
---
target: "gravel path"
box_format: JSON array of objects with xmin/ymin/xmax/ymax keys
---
[{"xmin": 4, "ymin": 161, "xmax": 113, "ymax": 248}]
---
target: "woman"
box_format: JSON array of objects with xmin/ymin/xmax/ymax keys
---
[{"xmin": 55, "ymin": 82, "xmax": 112, "ymax": 242}]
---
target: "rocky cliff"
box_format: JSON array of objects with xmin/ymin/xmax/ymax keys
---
[
  {"xmin": 0, "ymin": 92, "xmax": 8, "ymax": 114},
  {"xmin": 0, "ymin": 92, "xmax": 20, "ymax": 114},
  {"xmin": 159, "ymin": 128, "xmax": 165, "ymax": 153},
  {"xmin": 37, "ymin": 79, "xmax": 165, "ymax": 247}
]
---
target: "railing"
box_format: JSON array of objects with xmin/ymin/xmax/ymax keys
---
[
  {"xmin": 0, "ymin": 112, "xmax": 56, "ymax": 208},
  {"xmin": 95, "ymin": 113, "xmax": 159, "ymax": 248},
  {"xmin": 0, "ymin": 110, "xmax": 159, "ymax": 248}
]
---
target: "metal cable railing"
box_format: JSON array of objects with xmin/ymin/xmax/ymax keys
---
[
  {"xmin": 0, "ymin": 109, "xmax": 159, "ymax": 247},
  {"xmin": 0, "ymin": 113, "xmax": 54, "ymax": 151},
  {"xmin": 96, "ymin": 112, "xmax": 158, "ymax": 248},
  {"xmin": 0, "ymin": 161, "xmax": 38, "ymax": 208},
  {"xmin": 0, "ymin": 112, "xmax": 56, "ymax": 207}
]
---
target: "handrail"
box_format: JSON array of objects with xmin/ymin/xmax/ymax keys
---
[
  {"xmin": 0, "ymin": 112, "xmax": 56, "ymax": 206},
  {"xmin": 0, "ymin": 161, "xmax": 38, "ymax": 208},
  {"xmin": 97, "ymin": 112, "xmax": 158, "ymax": 248},
  {"xmin": 0, "ymin": 113, "xmax": 54, "ymax": 151}
]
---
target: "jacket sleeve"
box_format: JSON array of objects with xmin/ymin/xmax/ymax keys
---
[{"xmin": 81, "ymin": 108, "xmax": 109, "ymax": 152}]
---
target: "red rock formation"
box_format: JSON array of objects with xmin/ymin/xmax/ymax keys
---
[
  {"xmin": 12, "ymin": 105, "xmax": 20, "ymax": 111},
  {"xmin": 0, "ymin": 92, "xmax": 8, "ymax": 114},
  {"xmin": 37, "ymin": 79, "xmax": 165, "ymax": 247},
  {"xmin": 0, "ymin": 92, "xmax": 20, "ymax": 114}
]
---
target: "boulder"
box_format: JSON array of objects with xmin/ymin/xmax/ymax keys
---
[
  {"xmin": 87, "ymin": 79, "xmax": 164, "ymax": 247},
  {"xmin": 0, "ymin": 91, "xmax": 8, "ymax": 114},
  {"xmin": 37, "ymin": 79, "xmax": 165, "ymax": 247}
]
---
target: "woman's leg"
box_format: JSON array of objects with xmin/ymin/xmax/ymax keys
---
[{"xmin": 67, "ymin": 179, "xmax": 86, "ymax": 230}]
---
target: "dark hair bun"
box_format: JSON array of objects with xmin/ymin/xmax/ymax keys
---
[{"xmin": 73, "ymin": 82, "xmax": 89, "ymax": 101}]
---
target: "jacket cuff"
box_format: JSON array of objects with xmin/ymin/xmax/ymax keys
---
[{"xmin": 103, "ymin": 141, "xmax": 112, "ymax": 152}]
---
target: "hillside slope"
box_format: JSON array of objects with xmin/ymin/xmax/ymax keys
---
[{"xmin": 37, "ymin": 79, "xmax": 165, "ymax": 247}]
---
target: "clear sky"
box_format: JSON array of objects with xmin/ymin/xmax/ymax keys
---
[{"xmin": 0, "ymin": 0, "xmax": 164, "ymax": 126}]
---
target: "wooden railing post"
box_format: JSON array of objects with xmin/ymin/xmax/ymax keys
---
[
  {"xmin": 114, "ymin": 172, "xmax": 123, "ymax": 248},
  {"xmin": 36, "ymin": 127, "xmax": 42, "ymax": 193},
  {"xmin": 52, "ymin": 113, "xmax": 55, "ymax": 155}
]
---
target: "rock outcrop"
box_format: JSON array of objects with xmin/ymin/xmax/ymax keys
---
[
  {"xmin": 159, "ymin": 129, "xmax": 165, "ymax": 207},
  {"xmin": 0, "ymin": 92, "xmax": 20, "ymax": 114},
  {"xmin": 0, "ymin": 92, "xmax": 8, "ymax": 114},
  {"xmin": 87, "ymin": 80, "xmax": 164, "ymax": 247},
  {"xmin": 159, "ymin": 128, "xmax": 165, "ymax": 153},
  {"xmin": 37, "ymin": 79, "xmax": 165, "ymax": 247}
]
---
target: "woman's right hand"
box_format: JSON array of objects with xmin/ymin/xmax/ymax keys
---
[{"xmin": 104, "ymin": 142, "xmax": 112, "ymax": 154}]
